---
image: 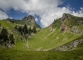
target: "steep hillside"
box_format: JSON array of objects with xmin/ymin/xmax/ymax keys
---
[
  {"xmin": 1, "ymin": 13, "xmax": 83, "ymax": 51},
  {"xmin": 0, "ymin": 20, "xmax": 27, "ymax": 48},
  {"xmin": 0, "ymin": 13, "xmax": 83, "ymax": 60},
  {"xmin": 28, "ymin": 13, "xmax": 83, "ymax": 51},
  {"xmin": 0, "ymin": 16, "xmax": 40, "ymax": 50}
]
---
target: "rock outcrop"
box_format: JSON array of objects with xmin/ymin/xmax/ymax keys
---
[
  {"xmin": 22, "ymin": 15, "xmax": 40, "ymax": 28},
  {"xmin": 54, "ymin": 39, "xmax": 83, "ymax": 51},
  {"xmin": 61, "ymin": 13, "xmax": 68, "ymax": 22}
]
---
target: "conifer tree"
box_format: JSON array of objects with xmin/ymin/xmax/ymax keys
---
[
  {"xmin": 29, "ymin": 26, "xmax": 32, "ymax": 35},
  {"xmin": 0, "ymin": 28, "xmax": 9, "ymax": 42},
  {"xmin": 9, "ymin": 34, "xmax": 15, "ymax": 44},
  {"xmin": 32, "ymin": 26, "xmax": 37, "ymax": 33},
  {"xmin": 23, "ymin": 24, "xmax": 28, "ymax": 34}
]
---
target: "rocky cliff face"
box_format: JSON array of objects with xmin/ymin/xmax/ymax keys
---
[
  {"xmin": 22, "ymin": 15, "xmax": 40, "ymax": 28},
  {"xmin": 22, "ymin": 15, "xmax": 35, "ymax": 23},
  {"xmin": 22, "ymin": 15, "xmax": 36, "ymax": 26},
  {"xmin": 60, "ymin": 13, "xmax": 70, "ymax": 32},
  {"xmin": 61, "ymin": 13, "xmax": 68, "ymax": 22}
]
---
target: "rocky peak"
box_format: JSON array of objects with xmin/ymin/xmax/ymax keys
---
[
  {"xmin": 22, "ymin": 15, "xmax": 36, "ymax": 25},
  {"xmin": 22, "ymin": 15, "xmax": 40, "ymax": 28},
  {"xmin": 22, "ymin": 15, "xmax": 35, "ymax": 21},
  {"xmin": 28, "ymin": 15, "xmax": 35, "ymax": 20},
  {"xmin": 61, "ymin": 13, "xmax": 69, "ymax": 22}
]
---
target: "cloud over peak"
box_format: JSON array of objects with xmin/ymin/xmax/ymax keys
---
[{"xmin": 0, "ymin": 0, "xmax": 83, "ymax": 27}]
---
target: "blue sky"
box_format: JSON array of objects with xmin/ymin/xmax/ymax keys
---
[
  {"xmin": 0, "ymin": 0, "xmax": 83, "ymax": 28},
  {"xmin": 7, "ymin": 9, "xmax": 28, "ymax": 20},
  {"xmin": 59, "ymin": 0, "xmax": 83, "ymax": 11}
]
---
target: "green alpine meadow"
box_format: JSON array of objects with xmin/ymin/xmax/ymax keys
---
[{"xmin": 0, "ymin": 13, "xmax": 83, "ymax": 60}]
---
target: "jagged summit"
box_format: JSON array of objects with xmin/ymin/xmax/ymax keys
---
[
  {"xmin": 22, "ymin": 15, "xmax": 35, "ymax": 21},
  {"xmin": 22, "ymin": 15, "xmax": 36, "ymax": 26},
  {"xmin": 61, "ymin": 13, "xmax": 68, "ymax": 22},
  {"xmin": 61, "ymin": 13, "xmax": 75, "ymax": 22},
  {"xmin": 22, "ymin": 15, "xmax": 35, "ymax": 25},
  {"xmin": 22, "ymin": 15, "xmax": 40, "ymax": 28}
]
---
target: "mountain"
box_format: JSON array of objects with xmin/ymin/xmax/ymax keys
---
[
  {"xmin": 0, "ymin": 13, "xmax": 83, "ymax": 60},
  {"xmin": 0, "ymin": 13, "xmax": 83, "ymax": 51},
  {"xmin": 22, "ymin": 15, "xmax": 40, "ymax": 28},
  {"xmin": 51, "ymin": 13, "xmax": 83, "ymax": 51},
  {"xmin": 7, "ymin": 15, "xmax": 40, "ymax": 28},
  {"xmin": 0, "ymin": 15, "xmax": 40, "ymax": 48},
  {"xmin": 28, "ymin": 13, "xmax": 83, "ymax": 51}
]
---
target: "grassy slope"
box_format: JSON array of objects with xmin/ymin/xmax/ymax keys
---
[
  {"xmin": 1, "ymin": 18, "xmax": 79, "ymax": 51},
  {"xmin": 28, "ymin": 18, "xmax": 81, "ymax": 51},
  {"xmin": 0, "ymin": 20, "xmax": 29, "ymax": 50},
  {"xmin": 0, "ymin": 17, "xmax": 82, "ymax": 51},
  {"xmin": 0, "ymin": 14, "xmax": 83, "ymax": 60},
  {"xmin": 28, "ymin": 28, "xmax": 79, "ymax": 50}
]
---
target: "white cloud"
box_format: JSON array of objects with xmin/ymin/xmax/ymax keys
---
[
  {"xmin": 0, "ymin": 10, "xmax": 8, "ymax": 20},
  {"xmin": 0, "ymin": 0, "xmax": 83, "ymax": 27},
  {"xmin": 72, "ymin": 8, "xmax": 83, "ymax": 17}
]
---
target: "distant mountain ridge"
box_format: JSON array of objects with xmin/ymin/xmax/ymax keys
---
[{"xmin": 7, "ymin": 15, "xmax": 40, "ymax": 28}]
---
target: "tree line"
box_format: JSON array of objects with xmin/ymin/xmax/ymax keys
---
[
  {"xmin": 15, "ymin": 24, "xmax": 37, "ymax": 38},
  {"xmin": 0, "ymin": 28, "xmax": 15, "ymax": 47}
]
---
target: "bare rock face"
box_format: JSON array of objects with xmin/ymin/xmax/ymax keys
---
[
  {"xmin": 71, "ymin": 26, "xmax": 79, "ymax": 34},
  {"xmin": 60, "ymin": 13, "xmax": 69, "ymax": 32},
  {"xmin": 60, "ymin": 23, "xmax": 70, "ymax": 32},
  {"xmin": 22, "ymin": 15, "xmax": 35, "ymax": 25},
  {"xmin": 22, "ymin": 15, "xmax": 40, "ymax": 28},
  {"xmin": 54, "ymin": 39, "xmax": 83, "ymax": 51},
  {"xmin": 71, "ymin": 26, "xmax": 83, "ymax": 35},
  {"xmin": 60, "ymin": 25, "xmax": 67, "ymax": 32},
  {"xmin": 22, "ymin": 15, "xmax": 35, "ymax": 22},
  {"xmin": 61, "ymin": 13, "xmax": 68, "ymax": 22}
]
